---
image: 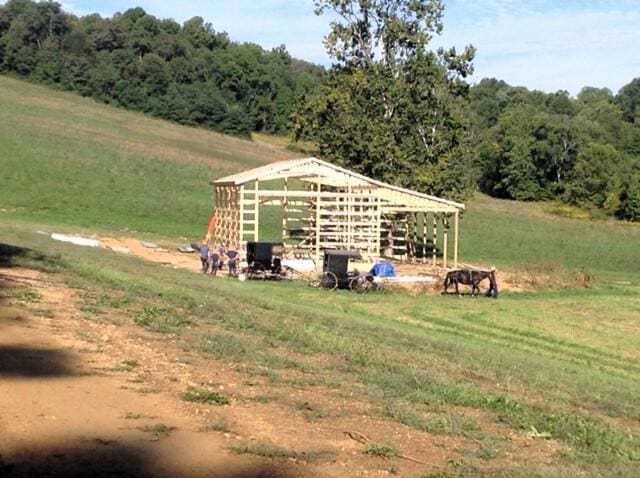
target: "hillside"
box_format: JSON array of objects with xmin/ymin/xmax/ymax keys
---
[
  {"xmin": 0, "ymin": 75, "xmax": 294, "ymax": 236},
  {"xmin": 1, "ymin": 75, "xmax": 639, "ymax": 274},
  {"xmin": 1, "ymin": 76, "xmax": 640, "ymax": 477}
]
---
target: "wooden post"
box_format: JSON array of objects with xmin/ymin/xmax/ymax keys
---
[
  {"xmin": 375, "ymin": 194, "xmax": 382, "ymax": 258},
  {"xmin": 432, "ymin": 213, "xmax": 438, "ymax": 267},
  {"xmin": 254, "ymin": 181, "xmax": 259, "ymax": 241},
  {"xmin": 422, "ymin": 212, "xmax": 427, "ymax": 264},
  {"xmin": 412, "ymin": 213, "xmax": 418, "ymax": 263},
  {"xmin": 239, "ymin": 185, "xmax": 245, "ymax": 246},
  {"xmin": 282, "ymin": 178, "xmax": 288, "ymax": 244},
  {"xmin": 454, "ymin": 210, "xmax": 459, "ymax": 268},
  {"xmin": 443, "ymin": 215, "xmax": 449, "ymax": 269},
  {"xmin": 405, "ymin": 214, "xmax": 410, "ymax": 262},
  {"xmin": 347, "ymin": 177, "xmax": 352, "ymax": 251},
  {"xmin": 235, "ymin": 187, "xmax": 240, "ymax": 248},
  {"xmin": 315, "ymin": 178, "xmax": 321, "ymax": 265}
]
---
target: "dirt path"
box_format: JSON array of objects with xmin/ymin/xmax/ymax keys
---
[
  {"xmin": 0, "ymin": 268, "xmax": 311, "ymax": 478},
  {"xmin": 0, "ymin": 267, "xmax": 456, "ymax": 477},
  {"xmin": 0, "ymin": 260, "xmax": 561, "ymax": 477},
  {"xmin": 97, "ymin": 236, "xmax": 528, "ymax": 293}
]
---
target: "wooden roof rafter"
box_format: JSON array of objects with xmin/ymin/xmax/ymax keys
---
[{"xmin": 212, "ymin": 157, "xmax": 465, "ymax": 212}]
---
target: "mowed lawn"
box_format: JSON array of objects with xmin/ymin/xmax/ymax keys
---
[{"xmin": 2, "ymin": 76, "xmax": 640, "ymax": 476}]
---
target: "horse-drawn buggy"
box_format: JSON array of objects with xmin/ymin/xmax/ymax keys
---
[
  {"xmin": 308, "ymin": 250, "xmax": 374, "ymax": 292},
  {"xmin": 244, "ymin": 242, "xmax": 293, "ymax": 280}
]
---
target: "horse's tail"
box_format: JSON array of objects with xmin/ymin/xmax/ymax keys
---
[{"xmin": 489, "ymin": 269, "xmax": 498, "ymax": 298}]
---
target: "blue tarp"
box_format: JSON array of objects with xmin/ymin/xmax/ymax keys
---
[{"xmin": 369, "ymin": 262, "xmax": 396, "ymax": 277}]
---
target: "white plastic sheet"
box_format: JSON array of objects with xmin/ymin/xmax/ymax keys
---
[{"xmin": 51, "ymin": 233, "xmax": 100, "ymax": 248}]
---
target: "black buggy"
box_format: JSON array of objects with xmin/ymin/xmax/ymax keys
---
[
  {"xmin": 309, "ymin": 250, "xmax": 367, "ymax": 291},
  {"xmin": 244, "ymin": 241, "xmax": 292, "ymax": 280}
]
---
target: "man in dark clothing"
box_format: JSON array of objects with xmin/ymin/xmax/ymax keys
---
[
  {"xmin": 209, "ymin": 250, "xmax": 220, "ymax": 276},
  {"xmin": 226, "ymin": 249, "xmax": 238, "ymax": 277},
  {"xmin": 199, "ymin": 243, "xmax": 210, "ymax": 273}
]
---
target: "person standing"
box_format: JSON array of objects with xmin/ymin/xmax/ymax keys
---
[
  {"xmin": 199, "ymin": 243, "xmax": 210, "ymax": 273},
  {"xmin": 209, "ymin": 248, "xmax": 220, "ymax": 276},
  {"xmin": 226, "ymin": 247, "xmax": 238, "ymax": 277}
]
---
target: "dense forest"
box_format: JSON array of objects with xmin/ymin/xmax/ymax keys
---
[
  {"xmin": 1, "ymin": 0, "xmax": 639, "ymax": 220},
  {"xmin": 0, "ymin": 0, "xmax": 324, "ymax": 136},
  {"xmin": 468, "ymin": 78, "xmax": 640, "ymax": 221}
]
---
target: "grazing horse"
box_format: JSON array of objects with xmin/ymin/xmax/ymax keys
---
[{"xmin": 443, "ymin": 268, "xmax": 499, "ymax": 298}]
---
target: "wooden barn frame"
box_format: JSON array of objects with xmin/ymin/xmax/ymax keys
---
[{"xmin": 210, "ymin": 157, "xmax": 464, "ymax": 267}]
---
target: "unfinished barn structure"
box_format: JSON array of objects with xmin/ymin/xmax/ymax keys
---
[{"xmin": 211, "ymin": 157, "xmax": 464, "ymax": 267}]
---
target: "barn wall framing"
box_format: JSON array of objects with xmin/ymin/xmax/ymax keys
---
[{"xmin": 211, "ymin": 158, "xmax": 464, "ymax": 267}]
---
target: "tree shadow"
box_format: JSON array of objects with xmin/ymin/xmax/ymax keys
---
[
  {"xmin": 0, "ymin": 243, "xmax": 32, "ymax": 268},
  {"xmin": 0, "ymin": 345, "xmax": 78, "ymax": 378},
  {"xmin": 0, "ymin": 440, "xmax": 298, "ymax": 478},
  {"xmin": 0, "ymin": 442, "xmax": 160, "ymax": 478},
  {"xmin": 0, "ymin": 242, "xmax": 64, "ymax": 275}
]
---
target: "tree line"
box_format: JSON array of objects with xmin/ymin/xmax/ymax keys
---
[
  {"xmin": 1, "ymin": 0, "xmax": 639, "ymax": 221},
  {"xmin": 469, "ymin": 78, "xmax": 640, "ymax": 221},
  {"xmin": 0, "ymin": 0, "xmax": 324, "ymax": 137}
]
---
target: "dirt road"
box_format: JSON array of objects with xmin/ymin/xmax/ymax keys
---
[
  {"xmin": 0, "ymin": 267, "xmax": 315, "ymax": 477},
  {"xmin": 0, "ymin": 266, "xmax": 461, "ymax": 477}
]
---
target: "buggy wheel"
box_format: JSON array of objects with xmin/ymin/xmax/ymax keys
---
[
  {"xmin": 349, "ymin": 277, "xmax": 371, "ymax": 294},
  {"xmin": 349, "ymin": 276, "xmax": 370, "ymax": 294},
  {"xmin": 249, "ymin": 263, "xmax": 266, "ymax": 280},
  {"xmin": 319, "ymin": 271, "xmax": 338, "ymax": 290}
]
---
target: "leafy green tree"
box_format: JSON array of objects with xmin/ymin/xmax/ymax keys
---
[
  {"xmin": 293, "ymin": 0, "xmax": 475, "ymax": 201},
  {"xmin": 617, "ymin": 77, "xmax": 640, "ymax": 124},
  {"xmin": 0, "ymin": 0, "xmax": 323, "ymax": 137},
  {"xmin": 563, "ymin": 143, "xmax": 621, "ymax": 209},
  {"xmin": 477, "ymin": 105, "xmax": 578, "ymax": 200},
  {"xmin": 617, "ymin": 170, "xmax": 640, "ymax": 220}
]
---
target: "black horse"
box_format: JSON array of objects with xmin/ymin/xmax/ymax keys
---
[{"xmin": 443, "ymin": 268, "xmax": 498, "ymax": 298}]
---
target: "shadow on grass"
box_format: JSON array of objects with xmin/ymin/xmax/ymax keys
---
[
  {"xmin": 0, "ymin": 440, "xmax": 298, "ymax": 478},
  {"xmin": 0, "ymin": 242, "xmax": 65, "ymax": 274},
  {"xmin": 0, "ymin": 345, "xmax": 78, "ymax": 378},
  {"xmin": 0, "ymin": 243, "xmax": 32, "ymax": 268}
]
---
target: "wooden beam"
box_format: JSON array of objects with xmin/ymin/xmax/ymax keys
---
[
  {"xmin": 347, "ymin": 176, "xmax": 352, "ymax": 251},
  {"xmin": 254, "ymin": 181, "xmax": 259, "ymax": 241},
  {"xmin": 315, "ymin": 179, "xmax": 321, "ymax": 264},
  {"xmin": 454, "ymin": 210, "xmax": 459, "ymax": 268},
  {"xmin": 432, "ymin": 213, "xmax": 437, "ymax": 267},
  {"xmin": 239, "ymin": 185, "xmax": 245, "ymax": 244},
  {"xmin": 282, "ymin": 178, "xmax": 288, "ymax": 243},
  {"xmin": 422, "ymin": 212, "xmax": 427, "ymax": 264},
  {"xmin": 443, "ymin": 215, "xmax": 449, "ymax": 269}
]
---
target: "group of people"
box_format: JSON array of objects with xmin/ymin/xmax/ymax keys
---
[{"xmin": 199, "ymin": 243, "xmax": 238, "ymax": 277}]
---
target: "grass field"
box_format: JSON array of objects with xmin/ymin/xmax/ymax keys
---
[
  {"xmin": 0, "ymin": 75, "xmax": 293, "ymax": 237},
  {"xmin": 2, "ymin": 75, "xmax": 640, "ymax": 476}
]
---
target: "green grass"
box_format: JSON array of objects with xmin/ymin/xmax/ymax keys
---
[
  {"xmin": 4, "ymin": 224, "xmax": 638, "ymax": 475},
  {"xmin": 364, "ymin": 443, "xmax": 399, "ymax": 459},
  {"xmin": 230, "ymin": 442, "xmax": 335, "ymax": 462},
  {"xmin": 460, "ymin": 194, "xmax": 640, "ymax": 275},
  {"xmin": 2, "ymin": 76, "xmax": 640, "ymax": 476},
  {"xmin": 0, "ymin": 75, "xmax": 291, "ymax": 238},
  {"xmin": 181, "ymin": 387, "xmax": 230, "ymax": 406},
  {"xmin": 133, "ymin": 305, "xmax": 189, "ymax": 333}
]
